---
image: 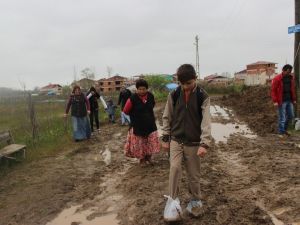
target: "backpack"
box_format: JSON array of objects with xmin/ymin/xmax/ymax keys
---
[{"xmin": 171, "ymin": 86, "xmax": 205, "ymax": 115}]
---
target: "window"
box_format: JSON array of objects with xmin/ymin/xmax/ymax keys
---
[
  {"xmin": 108, "ymin": 82, "xmax": 111, "ymax": 85},
  {"xmin": 108, "ymin": 88, "xmax": 112, "ymax": 91},
  {"xmin": 115, "ymin": 81, "xmax": 121, "ymax": 85},
  {"xmin": 100, "ymin": 88, "xmax": 104, "ymax": 92},
  {"xmin": 116, "ymin": 87, "xmax": 121, "ymax": 91},
  {"xmin": 100, "ymin": 82, "xmax": 103, "ymax": 85}
]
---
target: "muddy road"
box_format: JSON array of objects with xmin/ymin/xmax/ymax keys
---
[{"xmin": 0, "ymin": 101, "xmax": 299, "ymax": 225}]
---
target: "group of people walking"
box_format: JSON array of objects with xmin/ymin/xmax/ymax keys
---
[
  {"xmin": 63, "ymin": 64, "xmax": 211, "ymax": 221},
  {"xmin": 63, "ymin": 63, "xmax": 296, "ymax": 222},
  {"xmin": 64, "ymin": 85, "xmax": 119, "ymax": 141}
]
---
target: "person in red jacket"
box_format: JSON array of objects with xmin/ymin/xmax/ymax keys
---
[{"xmin": 271, "ymin": 64, "xmax": 296, "ymax": 135}]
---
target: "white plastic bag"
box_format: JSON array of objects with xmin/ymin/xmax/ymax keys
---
[
  {"xmin": 102, "ymin": 147, "xmax": 111, "ymax": 165},
  {"xmin": 163, "ymin": 195, "xmax": 182, "ymax": 221},
  {"xmin": 87, "ymin": 93, "xmax": 93, "ymax": 99},
  {"xmin": 100, "ymin": 96, "xmax": 108, "ymax": 109},
  {"xmin": 295, "ymin": 118, "xmax": 300, "ymax": 130}
]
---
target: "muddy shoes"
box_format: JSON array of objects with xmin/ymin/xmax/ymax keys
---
[
  {"xmin": 163, "ymin": 195, "xmax": 183, "ymax": 222},
  {"xmin": 186, "ymin": 200, "xmax": 203, "ymax": 217}
]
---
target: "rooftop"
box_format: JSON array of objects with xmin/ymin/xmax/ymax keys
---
[{"xmin": 247, "ymin": 61, "xmax": 277, "ymax": 66}]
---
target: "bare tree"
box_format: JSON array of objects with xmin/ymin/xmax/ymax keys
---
[
  {"xmin": 80, "ymin": 67, "xmax": 95, "ymax": 90},
  {"xmin": 81, "ymin": 67, "xmax": 95, "ymax": 80},
  {"xmin": 18, "ymin": 77, "xmax": 26, "ymax": 90},
  {"xmin": 106, "ymin": 66, "xmax": 113, "ymax": 78},
  {"xmin": 27, "ymin": 93, "xmax": 38, "ymax": 143}
]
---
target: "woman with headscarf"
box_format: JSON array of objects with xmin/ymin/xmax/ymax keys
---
[
  {"xmin": 64, "ymin": 85, "xmax": 91, "ymax": 141},
  {"xmin": 123, "ymin": 79, "xmax": 160, "ymax": 165}
]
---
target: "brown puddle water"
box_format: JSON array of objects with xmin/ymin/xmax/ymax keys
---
[
  {"xmin": 211, "ymin": 122, "xmax": 256, "ymax": 143},
  {"xmin": 46, "ymin": 205, "xmax": 119, "ymax": 225},
  {"xmin": 210, "ymin": 105, "xmax": 256, "ymax": 142}
]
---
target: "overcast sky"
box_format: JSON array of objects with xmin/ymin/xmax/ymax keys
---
[{"xmin": 0, "ymin": 0, "xmax": 295, "ymax": 89}]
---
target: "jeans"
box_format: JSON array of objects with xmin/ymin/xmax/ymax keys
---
[
  {"xmin": 278, "ymin": 101, "xmax": 294, "ymax": 134},
  {"xmin": 72, "ymin": 116, "xmax": 91, "ymax": 140},
  {"xmin": 109, "ymin": 114, "xmax": 115, "ymax": 122},
  {"xmin": 121, "ymin": 112, "xmax": 131, "ymax": 124}
]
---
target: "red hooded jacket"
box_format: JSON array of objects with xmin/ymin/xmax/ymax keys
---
[{"xmin": 271, "ymin": 73, "xmax": 296, "ymax": 105}]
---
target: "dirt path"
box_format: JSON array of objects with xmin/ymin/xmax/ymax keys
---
[{"xmin": 0, "ymin": 102, "xmax": 299, "ymax": 225}]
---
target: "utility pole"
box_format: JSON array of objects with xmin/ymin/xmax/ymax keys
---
[
  {"xmin": 194, "ymin": 35, "xmax": 200, "ymax": 79},
  {"xmin": 73, "ymin": 65, "xmax": 77, "ymax": 82},
  {"xmin": 295, "ymin": 0, "xmax": 300, "ymax": 116}
]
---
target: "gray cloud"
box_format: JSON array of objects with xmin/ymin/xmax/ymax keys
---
[{"xmin": 0, "ymin": 0, "xmax": 294, "ymax": 89}]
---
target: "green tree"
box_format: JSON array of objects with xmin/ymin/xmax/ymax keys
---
[{"xmin": 144, "ymin": 75, "xmax": 169, "ymax": 91}]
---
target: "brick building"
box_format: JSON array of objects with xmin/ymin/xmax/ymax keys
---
[
  {"xmin": 204, "ymin": 74, "xmax": 231, "ymax": 86},
  {"xmin": 234, "ymin": 69, "xmax": 247, "ymax": 85},
  {"xmin": 245, "ymin": 61, "xmax": 277, "ymax": 86},
  {"xmin": 98, "ymin": 75, "xmax": 127, "ymax": 93}
]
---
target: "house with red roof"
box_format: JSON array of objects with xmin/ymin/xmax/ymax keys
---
[{"xmin": 39, "ymin": 84, "xmax": 62, "ymax": 95}]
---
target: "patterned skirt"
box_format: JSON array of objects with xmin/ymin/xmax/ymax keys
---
[{"xmin": 124, "ymin": 128, "xmax": 160, "ymax": 159}]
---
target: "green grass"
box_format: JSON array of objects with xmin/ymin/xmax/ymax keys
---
[
  {"xmin": 0, "ymin": 95, "xmax": 117, "ymax": 167},
  {"xmin": 152, "ymin": 90, "xmax": 169, "ymax": 102}
]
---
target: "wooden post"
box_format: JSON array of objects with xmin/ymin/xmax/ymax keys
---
[{"xmin": 28, "ymin": 93, "xmax": 38, "ymax": 142}]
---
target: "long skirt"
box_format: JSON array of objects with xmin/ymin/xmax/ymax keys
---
[
  {"xmin": 124, "ymin": 128, "xmax": 160, "ymax": 159},
  {"xmin": 72, "ymin": 116, "xmax": 91, "ymax": 140}
]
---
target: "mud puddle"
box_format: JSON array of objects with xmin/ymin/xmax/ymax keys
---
[
  {"xmin": 211, "ymin": 105, "xmax": 256, "ymax": 142},
  {"xmin": 46, "ymin": 205, "xmax": 119, "ymax": 225},
  {"xmin": 210, "ymin": 105, "xmax": 232, "ymax": 119}
]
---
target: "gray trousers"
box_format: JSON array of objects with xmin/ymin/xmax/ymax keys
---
[{"xmin": 169, "ymin": 140, "xmax": 201, "ymax": 200}]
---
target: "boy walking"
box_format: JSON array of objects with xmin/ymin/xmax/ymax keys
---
[{"xmin": 161, "ymin": 64, "xmax": 211, "ymax": 221}]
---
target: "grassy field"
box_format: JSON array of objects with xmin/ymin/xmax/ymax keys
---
[
  {"xmin": 0, "ymin": 84, "xmax": 242, "ymax": 167},
  {"xmin": 0, "ymin": 94, "xmax": 119, "ymax": 165}
]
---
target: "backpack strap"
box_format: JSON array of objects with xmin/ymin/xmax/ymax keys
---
[
  {"xmin": 171, "ymin": 86, "xmax": 181, "ymax": 108},
  {"xmin": 171, "ymin": 85, "xmax": 206, "ymax": 116},
  {"xmin": 196, "ymin": 86, "xmax": 205, "ymax": 115}
]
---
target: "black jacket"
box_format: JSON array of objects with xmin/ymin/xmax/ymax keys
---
[
  {"xmin": 86, "ymin": 91, "xmax": 100, "ymax": 111},
  {"xmin": 118, "ymin": 89, "xmax": 132, "ymax": 109},
  {"xmin": 129, "ymin": 93, "xmax": 157, "ymax": 136}
]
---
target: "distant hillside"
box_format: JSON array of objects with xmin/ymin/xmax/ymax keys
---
[{"xmin": 0, "ymin": 87, "xmax": 24, "ymax": 98}]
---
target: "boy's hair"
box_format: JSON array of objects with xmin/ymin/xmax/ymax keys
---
[
  {"xmin": 282, "ymin": 64, "xmax": 293, "ymax": 71},
  {"xmin": 176, "ymin": 64, "xmax": 197, "ymax": 83},
  {"xmin": 135, "ymin": 79, "xmax": 148, "ymax": 89}
]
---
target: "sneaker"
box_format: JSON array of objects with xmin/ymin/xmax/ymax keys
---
[{"xmin": 186, "ymin": 200, "xmax": 203, "ymax": 217}]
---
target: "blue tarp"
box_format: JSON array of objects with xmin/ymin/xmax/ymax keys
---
[{"xmin": 165, "ymin": 83, "xmax": 178, "ymax": 91}]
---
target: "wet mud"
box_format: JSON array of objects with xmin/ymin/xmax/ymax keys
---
[{"xmin": 0, "ymin": 100, "xmax": 299, "ymax": 225}]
